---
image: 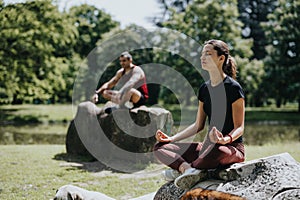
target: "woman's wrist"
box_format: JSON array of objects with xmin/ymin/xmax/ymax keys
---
[
  {"xmin": 169, "ymin": 136, "xmax": 176, "ymax": 143},
  {"xmin": 226, "ymin": 134, "xmax": 233, "ymax": 144}
]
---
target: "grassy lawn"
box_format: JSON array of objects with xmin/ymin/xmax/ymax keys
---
[
  {"xmin": 1, "ymin": 103, "xmax": 299, "ymax": 133},
  {"xmin": 0, "ymin": 143, "xmax": 299, "ymax": 200},
  {"xmin": 1, "ymin": 103, "xmax": 299, "ymax": 125},
  {"xmin": 0, "ymin": 104, "xmax": 76, "ymax": 124},
  {"xmin": 0, "ymin": 145, "xmax": 165, "ymax": 200},
  {"xmin": 0, "ymin": 103, "xmax": 299, "ymax": 199},
  {"xmin": 245, "ymin": 142, "xmax": 300, "ymax": 161}
]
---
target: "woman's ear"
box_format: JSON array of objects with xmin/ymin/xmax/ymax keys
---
[{"xmin": 219, "ymin": 55, "xmax": 225, "ymax": 61}]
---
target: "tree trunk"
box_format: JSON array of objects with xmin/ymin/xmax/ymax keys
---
[
  {"xmin": 276, "ymin": 98, "xmax": 281, "ymax": 108},
  {"xmin": 298, "ymin": 97, "xmax": 300, "ymax": 113}
]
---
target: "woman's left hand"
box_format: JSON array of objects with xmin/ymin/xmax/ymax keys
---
[
  {"xmin": 155, "ymin": 130, "xmax": 172, "ymax": 143},
  {"xmin": 209, "ymin": 127, "xmax": 228, "ymax": 145}
]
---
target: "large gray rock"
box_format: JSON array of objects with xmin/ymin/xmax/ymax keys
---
[
  {"xmin": 66, "ymin": 101, "xmax": 173, "ymax": 163},
  {"xmin": 154, "ymin": 153, "xmax": 300, "ymax": 200}
]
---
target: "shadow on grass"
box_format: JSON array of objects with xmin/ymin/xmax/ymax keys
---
[
  {"xmin": 53, "ymin": 152, "xmax": 125, "ymax": 173},
  {"xmin": 0, "ymin": 108, "xmax": 41, "ymax": 125}
]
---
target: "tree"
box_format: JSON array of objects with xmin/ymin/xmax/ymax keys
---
[
  {"xmin": 154, "ymin": 0, "xmax": 194, "ymax": 26},
  {"xmin": 67, "ymin": 4, "xmax": 119, "ymax": 100},
  {"xmin": 0, "ymin": 1, "xmax": 78, "ymax": 104},
  {"xmin": 237, "ymin": 58, "xmax": 265, "ymax": 106},
  {"xmin": 262, "ymin": 0, "xmax": 300, "ymax": 111},
  {"xmin": 153, "ymin": 0, "xmax": 258, "ymax": 106},
  {"xmin": 68, "ymin": 4, "xmax": 119, "ymax": 58},
  {"xmin": 237, "ymin": 0, "xmax": 278, "ymax": 60}
]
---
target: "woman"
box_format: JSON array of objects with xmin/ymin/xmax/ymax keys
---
[{"xmin": 153, "ymin": 39, "xmax": 245, "ymax": 189}]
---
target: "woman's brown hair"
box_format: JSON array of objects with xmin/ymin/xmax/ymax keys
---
[{"xmin": 204, "ymin": 39, "xmax": 237, "ymax": 80}]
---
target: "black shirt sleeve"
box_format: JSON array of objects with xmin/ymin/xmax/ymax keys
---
[
  {"xmin": 198, "ymin": 82, "xmax": 207, "ymax": 102},
  {"xmin": 228, "ymin": 82, "xmax": 245, "ymax": 104}
]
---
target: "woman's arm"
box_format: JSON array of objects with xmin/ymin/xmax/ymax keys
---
[
  {"xmin": 212, "ymin": 98, "xmax": 245, "ymax": 144},
  {"xmin": 228, "ymin": 97, "xmax": 245, "ymax": 142}
]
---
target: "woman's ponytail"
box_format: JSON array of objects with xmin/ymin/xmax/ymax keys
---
[{"xmin": 223, "ymin": 55, "xmax": 237, "ymax": 80}]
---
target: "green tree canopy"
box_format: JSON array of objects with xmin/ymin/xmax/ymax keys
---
[
  {"xmin": 67, "ymin": 4, "xmax": 119, "ymax": 100},
  {"xmin": 0, "ymin": 1, "xmax": 120, "ymax": 104},
  {"xmin": 68, "ymin": 4, "xmax": 119, "ymax": 58},
  {"xmin": 152, "ymin": 0, "xmax": 262, "ymax": 106},
  {"xmin": 0, "ymin": 0, "xmax": 78, "ymax": 103},
  {"xmin": 238, "ymin": 0, "xmax": 278, "ymax": 60},
  {"xmin": 262, "ymin": 0, "xmax": 300, "ymax": 110}
]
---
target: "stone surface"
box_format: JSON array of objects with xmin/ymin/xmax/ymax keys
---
[
  {"xmin": 66, "ymin": 101, "xmax": 173, "ymax": 162},
  {"xmin": 66, "ymin": 119, "xmax": 95, "ymax": 159},
  {"xmin": 153, "ymin": 153, "xmax": 300, "ymax": 200}
]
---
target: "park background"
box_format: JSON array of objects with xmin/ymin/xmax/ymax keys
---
[{"xmin": 0, "ymin": 0, "xmax": 299, "ymax": 199}]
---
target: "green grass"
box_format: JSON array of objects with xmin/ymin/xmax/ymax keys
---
[
  {"xmin": 245, "ymin": 142, "xmax": 300, "ymax": 161},
  {"xmin": 0, "ymin": 103, "xmax": 299, "ymax": 199},
  {"xmin": 1, "ymin": 103, "xmax": 299, "ymax": 126},
  {"xmin": 0, "ymin": 104, "xmax": 76, "ymax": 124},
  {"xmin": 0, "ymin": 145, "xmax": 165, "ymax": 200},
  {"xmin": 0, "ymin": 143, "xmax": 299, "ymax": 200}
]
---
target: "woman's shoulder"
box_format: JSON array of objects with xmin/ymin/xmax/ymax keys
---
[
  {"xmin": 199, "ymin": 80, "xmax": 209, "ymax": 90},
  {"xmin": 224, "ymin": 76, "xmax": 243, "ymax": 89}
]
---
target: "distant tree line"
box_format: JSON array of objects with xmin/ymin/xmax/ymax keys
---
[
  {"xmin": 0, "ymin": 0, "xmax": 299, "ymax": 111},
  {"xmin": 154, "ymin": 0, "xmax": 299, "ymax": 111}
]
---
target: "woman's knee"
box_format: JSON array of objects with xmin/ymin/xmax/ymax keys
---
[
  {"xmin": 153, "ymin": 142, "xmax": 172, "ymax": 157},
  {"xmin": 153, "ymin": 142, "xmax": 161, "ymax": 151},
  {"xmin": 219, "ymin": 152, "xmax": 245, "ymax": 165}
]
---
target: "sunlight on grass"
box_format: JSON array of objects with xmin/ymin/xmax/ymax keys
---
[
  {"xmin": 0, "ymin": 104, "xmax": 76, "ymax": 123},
  {"xmin": 0, "ymin": 103, "xmax": 299, "ymax": 198},
  {"xmin": 0, "ymin": 145, "xmax": 164, "ymax": 200},
  {"xmin": 245, "ymin": 142, "xmax": 300, "ymax": 161},
  {"xmin": 1, "ymin": 143, "xmax": 299, "ymax": 199}
]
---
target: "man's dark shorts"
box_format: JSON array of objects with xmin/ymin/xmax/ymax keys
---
[{"xmin": 133, "ymin": 94, "xmax": 147, "ymax": 108}]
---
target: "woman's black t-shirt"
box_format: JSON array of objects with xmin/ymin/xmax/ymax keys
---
[{"xmin": 198, "ymin": 76, "xmax": 244, "ymax": 143}]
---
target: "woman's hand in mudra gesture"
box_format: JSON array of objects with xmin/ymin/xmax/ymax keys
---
[
  {"xmin": 209, "ymin": 127, "xmax": 229, "ymax": 145},
  {"xmin": 155, "ymin": 130, "xmax": 172, "ymax": 143}
]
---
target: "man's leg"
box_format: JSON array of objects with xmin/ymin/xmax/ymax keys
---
[
  {"xmin": 77, "ymin": 101, "xmax": 103, "ymax": 115},
  {"xmin": 128, "ymin": 89, "xmax": 142, "ymax": 104},
  {"xmin": 101, "ymin": 89, "xmax": 138, "ymax": 104},
  {"xmin": 101, "ymin": 90, "xmax": 117, "ymax": 101}
]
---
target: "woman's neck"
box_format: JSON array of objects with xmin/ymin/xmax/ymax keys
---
[{"xmin": 209, "ymin": 72, "xmax": 226, "ymax": 86}]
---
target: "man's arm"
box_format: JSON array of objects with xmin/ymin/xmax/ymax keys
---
[{"xmin": 95, "ymin": 69, "xmax": 123, "ymax": 94}]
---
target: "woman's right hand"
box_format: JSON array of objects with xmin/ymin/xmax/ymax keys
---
[
  {"xmin": 209, "ymin": 126, "xmax": 224, "ymax": 144},
  {"xmin": 155, "ymin": 130, "xmax": 172, "ymax": 143}
]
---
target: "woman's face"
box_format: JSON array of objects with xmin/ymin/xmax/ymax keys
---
[{"xmin": 200, "ymin": 44, "xmax": 223, "ymax": 71}]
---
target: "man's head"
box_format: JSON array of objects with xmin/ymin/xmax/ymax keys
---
[
  {"xmin": 119, "ymin": 51, "xmax": 132, "ymax": 68},
  {"xmin": 120, "ymin": 51, "xmax": 132, "ymax": 60}
]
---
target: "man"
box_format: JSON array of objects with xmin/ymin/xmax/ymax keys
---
[{"xmin": 93, "ymin": 51, "xmax": 148, "ymax": 110}]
